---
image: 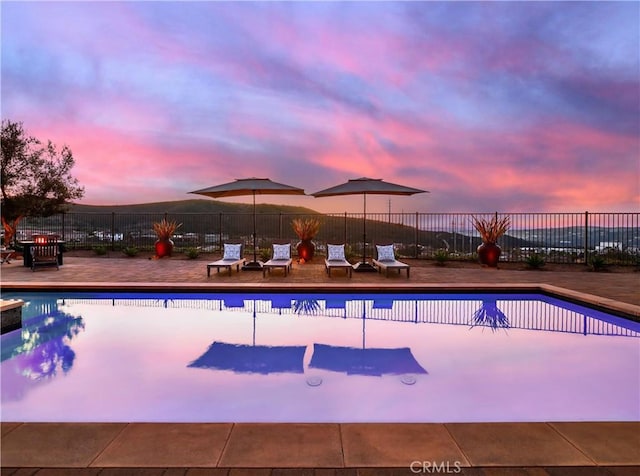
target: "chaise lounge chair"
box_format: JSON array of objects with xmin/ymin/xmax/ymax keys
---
[
  {"xmin": 207, "ymin": 243, "xmax": 246, "ymax": 276},
  {"xmin": 324, "ymin": 243, "xmax": 353, "ymax": 277},
  {"xmin": 372, "ymin": 243, "xmax": 410, "ymax": 278},
  {"xmin": 263, "ymin": 243, "xmax": 293, "ymax": 277}
]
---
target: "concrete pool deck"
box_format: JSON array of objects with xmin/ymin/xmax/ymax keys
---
[{"xmin": 1, "ymin": 256, "xmax": 639, "ymax": 474}]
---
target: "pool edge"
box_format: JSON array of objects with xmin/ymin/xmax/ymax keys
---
[{"xmin": 2, "ymin": 280, "xmax": 639, "ymax": 320}]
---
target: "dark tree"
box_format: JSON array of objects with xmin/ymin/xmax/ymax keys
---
[{"xmin": 1, "ymin": 120, "xmax": 84, "ymax": 245}]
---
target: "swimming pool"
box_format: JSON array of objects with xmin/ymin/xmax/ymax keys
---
[{"xmin": 1, "ymin": 291, "xmax": 638, "ymax": 423}]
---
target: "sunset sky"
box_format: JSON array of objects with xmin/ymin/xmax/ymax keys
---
[{"xmin": 2, "ymin": 1, "xmax": 638, "ymax": 214}]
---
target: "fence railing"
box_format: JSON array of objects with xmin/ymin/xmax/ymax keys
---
[{"xmin": 11, "ymin": 211, "xmax": 640, "ymax": 265}]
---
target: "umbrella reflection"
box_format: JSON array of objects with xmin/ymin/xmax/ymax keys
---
[
  {"xmin": 309, "ymin": 343, "xmax": 427, "ymax": 377},
  {"xmin": 188, "ymin": 300, "xmax": 306, "ymax": 375},
  {"xmin": 310, "ymin": 299, "xmax": 427, "ymax": 377},
  {"xmin": 188, "ymin": 342, "xmax": 306, "ymax": 375}
]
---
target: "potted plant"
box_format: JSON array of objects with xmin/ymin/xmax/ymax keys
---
[
  {"xmin": 471, "ymin": 213, "xmax": 510, "ymax": 267},
  {"xmin": 291, "ymin": 218, "xmax": 320, "ymax": 262},
  {"xmin": 152, "ymin": 218, "xmax": 181, "ymax": 258}
]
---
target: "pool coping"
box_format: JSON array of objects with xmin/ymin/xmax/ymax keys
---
[
  {"xmin": 3, "ymin": 281, "xmax": 639, "ymax": 320},
  {"xmin": 2, "ymin": 421, "xmax": 640, "ymax": 470}
]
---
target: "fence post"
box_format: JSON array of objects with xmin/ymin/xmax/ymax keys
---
[
  {"xmin": 344, "ymin": 212, "xmax": 348, "ymax": 246},
  {"xmin": 279, "ymin": 213, "xmax": 282, "ymax": 239},
  {"xmin": 584, "ymin": 211, "xmax": 589, "ymax": 265},
  {"xmin": 415, "ymin": 212, "xmax": 419, "ymax": 258},
  {"xmin": 111, "ymin": 212, "xmax": 115, "ymax": 251},
  {"xmin": 61, "ymin": 213, "xmax": 66, "ymax": 242},
  {"xmin": 218, "ymin": 213, "xmax": 223, "ymax": 253}
]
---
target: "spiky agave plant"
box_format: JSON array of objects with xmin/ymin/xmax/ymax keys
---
[
  {"xmin": 291, "ymin": 218, "xmax": 320, "ymax": 241},
  {"xmin": 153, "ymin": 218, "xmax": 182, "ymax": 240},
  {"xmin": 471, "ymin": 213, "xmax": 510, "ymax": 244}
]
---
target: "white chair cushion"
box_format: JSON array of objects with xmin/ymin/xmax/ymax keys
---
[
  {"xmin": 327, "ymin": 244, "xmax": 346, "ymax": 261},
  {"xmin": 273, "ymin": 244, "xmax": 290, "ymax": 260},
  {"xmin": 223, "ymin": 243, "xmax": 242, "ymax": 260},
  {"xmin": 376, "ymin": 244, "xmax": 395, "ymax": 261}
]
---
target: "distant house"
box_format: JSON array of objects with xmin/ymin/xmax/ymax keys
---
[{"xmin": 595, "ymin": 242, "xmax": 622, "ymax": 252}]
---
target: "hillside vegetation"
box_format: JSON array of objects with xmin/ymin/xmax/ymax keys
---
[{"xmin": 69, "ymin": 199, "xmax": 321, "ymax": 215}]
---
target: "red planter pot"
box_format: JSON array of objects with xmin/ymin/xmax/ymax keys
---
[
  {"xmin": 155, "ymin": 239, "xmax": 174, "ymax": 258},
  {"xmin": 296, "ymin": 240, "xmax": 315, "ymax": 261},
  {"xmin": 477, "ymin": 242, "xmax": 501, "ymax": 267}
]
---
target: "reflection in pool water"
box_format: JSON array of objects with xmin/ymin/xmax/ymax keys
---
[
  {"xmin": 1, "ymin": 297, "xmax": 85, "ymax": 403},
  {"xmin": 0, "ymin": 292, "xmax": 638, "ymax": 423}
]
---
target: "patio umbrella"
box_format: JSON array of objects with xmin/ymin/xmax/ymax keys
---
[
  {"xmin": 311, "ymin": 177, "xmax": 428, "ymax": 271},
  {"xmin": 190, "ymin": 177, "xmax": 305, "ymax": 270}
]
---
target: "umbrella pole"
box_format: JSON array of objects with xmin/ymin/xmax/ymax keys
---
[
  {"xmin": 253, "ymin": 191, "xmax": 257, "ymax": 262},
  {"xmin": 362, "ymin": 193, "xmax": 366, "ymax": 264},
  {"xmin": 243, "ymin": 190, "xmax": 263, "ymax": 270},
  {"xmin": 354, "ymin": 193, "xmax": 376, "ymax": 272}
]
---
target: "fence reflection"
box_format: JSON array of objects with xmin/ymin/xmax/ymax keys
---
[{"xmin": 55, "ymin": 294, "xmax": 640, "ymax": 337}]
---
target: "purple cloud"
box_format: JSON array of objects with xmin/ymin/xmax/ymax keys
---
[{"xmin": 1, "ymin": 1, "xmax": 637, "ymax": 213}]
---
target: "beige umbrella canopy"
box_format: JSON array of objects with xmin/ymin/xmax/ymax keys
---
[
  {"xmin": 312, "ymin": 177, "xmax": 428, "ymax": 271},
  {"xmin": 190, "ymin": 178, "xmax": 305, "ymax": 269}
]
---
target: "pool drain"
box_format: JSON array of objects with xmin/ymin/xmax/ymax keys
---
[
  {"xmin": 306, "ymin": 376, "xmax": 323, "ymax": 387},
  {"xmin": 400, "ymin": 374, "xmax": 417, "ymax": 385}
]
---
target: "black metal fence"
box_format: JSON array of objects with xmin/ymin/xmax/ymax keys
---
[{"xmin": 11, "ymin": 211, "xmax": 640, "ymax": 265}]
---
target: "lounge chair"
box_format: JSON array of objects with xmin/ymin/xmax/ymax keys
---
[
  {"xmin": 263, "ymin": 243, "xmax": 293, "ymax": 277},
  {"xmin": 373, "ymin": 244, "xmax": 410, "ymax": 278},
  {"xmin": 30, "ymin": 235, "xmax": 60, "ymax": 271},
  {"xmin": 324, "ymin": 244, "xmax": 352, "ymax": 277},
  {"xmin": 207, "ymin": 243, "xmax": 246, "ymax": 276},
  {"xmin": 1, "ymin": 247, "xmax": 15, "ymax": 264}
]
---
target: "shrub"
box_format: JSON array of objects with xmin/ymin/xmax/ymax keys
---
[
  {"xmin": 259, "ymin": 248, "xmax": 271, "ymax": 262},
  {"xmin": 185, "ymin": 247, "xmax": 200, "ymax": 259},
  {"xmin": 589, "ymin": 254, "xmax": 607, "ymax": 272},
  {"xmin": 93, "ymin": 245, "xmax": 107, "ymax": 256},
  {"xmin": 122, "ymin": 246, "xmax": 139, "ymax": 257},
  {"xmin": 525, "ymin": 254, "xmax": 545, "ymax": 269},
  {"xmin": 434, "ymin": 249, "xmax": 449, "ymax": 266},
  {"xmin": 344, "ymin": 244, "xmax": 356, "ymax": 262}
]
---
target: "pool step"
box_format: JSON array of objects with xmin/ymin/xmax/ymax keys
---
[{"xmin": 1, "ymin": 299, "xmax": 24, "ymax": 334}]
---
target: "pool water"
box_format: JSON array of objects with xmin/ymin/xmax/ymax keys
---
[{"xmin": 1, "ymin": 292, "xmax": 638, "ymax": 423}]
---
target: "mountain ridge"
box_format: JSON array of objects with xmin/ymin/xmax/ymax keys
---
[{"xmin": 68, "ymin": 199, "xmax": 321, "ymax": 215}]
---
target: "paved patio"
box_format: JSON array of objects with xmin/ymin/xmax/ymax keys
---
[
  {"xmin": 1, "ymin": 255, "xmax": 639, "ymax": 475},
  {"xmin": 3, "ymin": 254, "xmax": 639, "ymax": 313}
]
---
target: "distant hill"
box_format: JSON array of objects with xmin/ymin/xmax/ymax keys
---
[{"xmin": 69, "ymin": 199, "xmax": 321, "ymax": 216}]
